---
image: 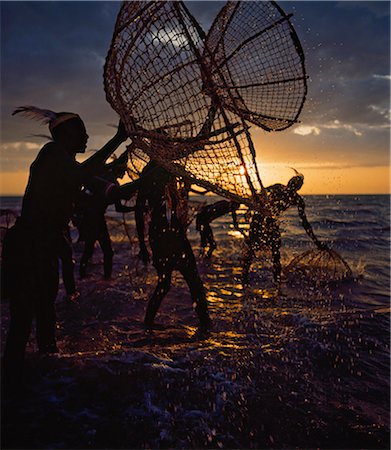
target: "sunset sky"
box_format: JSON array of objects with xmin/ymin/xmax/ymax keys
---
[{"xmin": 1, "ymin": 1, "xmax": 390, "ymax": 195}]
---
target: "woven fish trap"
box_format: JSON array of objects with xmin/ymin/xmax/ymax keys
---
[
  {"xmin": 204, "ymin": 1, "xmax": 307, "ymax": 131},
  {"xmin": 104, "ymin": 1, "xmax": 307, "ymax": 209},
  {"xmin": 123, "ymin": 112, "xmax": 264, "ymax": 208},
  {"xmin": 285, "ymin": 248, "xmax": 353, "ymax": 282},
  {"xmin": 104, "ymin": 1, "xmax": 208, "ymax": 139}
]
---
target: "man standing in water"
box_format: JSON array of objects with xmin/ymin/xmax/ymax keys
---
[
  {"xmin": 133, "ymin": 102, "xmax": 219, "ymax": 330},
  {"xmin": 135, "ymin": 160, "xmax": 211, "ymax": 331},
  {"xmin": 77, "ymin": 151, "xmax": 134, "ymax": 280},
  {"xmin": 2, "ymin": 106, "xmax": 133, "ymax": 382},
  {"xmin": 242, "ymin": 171, "xmax": 326, "ymax": 287}
]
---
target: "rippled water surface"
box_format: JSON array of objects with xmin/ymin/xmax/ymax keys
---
[{"xmin": 1, "ymin": 195, "xmax": 389, "ymax": 449}]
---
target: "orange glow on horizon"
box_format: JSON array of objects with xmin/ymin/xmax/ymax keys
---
[
  {"xmin": 0, "ymin": 171, "xmax": 30, "ymax": 197},
  {"xmin": 0, "ymin": 164, "xmax": 389, "ymax": 197},
  {"xmin": 256, "ymin": 164, "xmax": 390, "ymax": 195}
]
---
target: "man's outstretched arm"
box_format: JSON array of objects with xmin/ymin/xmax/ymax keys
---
[
  {"xmin": 297, "ymin": 198, "xmax": 327, "ymax": 249},
  {"xmin": 81, "ymin": 120, "xmax": 128, "ymax": 178}
]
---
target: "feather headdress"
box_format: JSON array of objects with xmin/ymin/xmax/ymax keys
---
[
  {"xmin": 290, "ymin": 167, "xmax": 304, "ymax": 179},
  {"xmin": 12, "ymin": 106, "xmax": 58, "ymax": 124},
  {"xmin": 12, "ymin": 106, "xmax": 80, "ymax": 131}
]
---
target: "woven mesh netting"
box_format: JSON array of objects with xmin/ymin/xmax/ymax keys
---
[
  {"xmin": 125, "ymin": 122, "xmax": 261, "ymax": 208},
  {"xmin": 104, "ymin": 1, "xmax": 307, "ymax": 208},
  {"xmin": 204, "ymin": 1, "xmax": 307, "ymax": 131},
  {"xmin": 285, "ymin": 249, "xmax": 353, "ymax": 281},
  {"xmin": 105, "ymin": 1, "xmax": 208, "ymax": 140}
]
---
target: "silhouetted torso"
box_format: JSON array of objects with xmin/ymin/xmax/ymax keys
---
[
  {"xmin": 140, "ymin": 162, "xmax": 187, "ymax": 268},
  {"xmin": 264, "ymin": 183, "xmax": 304, "ymax": 218},
  {"xmin": 21, "ymin": 142, "xmax": 81, "ymax": 233},
  {"xmin": 75, "ymin": 187, "xmax": 108, "ymax": 236}
]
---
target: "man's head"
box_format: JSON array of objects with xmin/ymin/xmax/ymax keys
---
[
  {"xmin": 50, "ymin": 113, "xmax": 88, "ymax": 153},
  {"xmin": 287, "ymin": 169, "xmax": 304, "ymax": 192},
  {"xmin": 12, "ymin": 106, "xmax": 88, "ymax": 154}
]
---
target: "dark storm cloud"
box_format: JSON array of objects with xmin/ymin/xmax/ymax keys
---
[
  {"xmin": 0, "ymin": 1, "xmax": 223, "ymax": 144},
  {"xmin": 286, "ymin": 1, "xmax": 390, "ymax": 128},
  {"xmin": 1, "ymin": 1, "xmax": 121, "ymax": 143}
]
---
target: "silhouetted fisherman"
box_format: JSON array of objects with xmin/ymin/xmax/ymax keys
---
[
  {"xmin": 76, "ymin": 151, "xmax": 134, "ymax": 279},
  {"xmin": 196, "ymin": 199, "xmax": 240, "ymax": 258},
  {"xmin": 2, "ymin": 106, "xmax": 134, "ymax": 382},
  {"xmin": 243, "ymin": 171, "xmax": 326, "ymax": 287},
  {"xmin": 135, "ymin": 160, "xmax": 211, "ymax": 330},
  {"xmin": 133, "ymin": 101, "xmax": 220, "ymax": 329}
]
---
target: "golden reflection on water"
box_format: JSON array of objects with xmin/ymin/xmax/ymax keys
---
[
  {"xmin": 182, "ymin": 325, "xmax": 198, "ymax": 337},
  {"xmin": 251, "ymin": 288, "xmax": 279, "ymax": 299},
  {"xmin": 204, "ymin": 337, "xmax": 243, "ymax": 350},
  {"xmin": 206, "ymin": 289, "xmax": 243, "ymax": 315},
  {"xmin": 227, "ymin": 230, "xmax": 244, "ymax": 239},
  {"xmin": 220, "ymin": 288, "xmax": 233, "ymax": 296},
  {"xmin": 203, "ymin": 330, "xmax": 248, "ymax": 352},
  {"xmin": 231, "ymin": 268, "xmax": 243, "ymax": 276},
  {"xmin": 200, "ymin": 330, "xmax": 283, "ymax": 354}
]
